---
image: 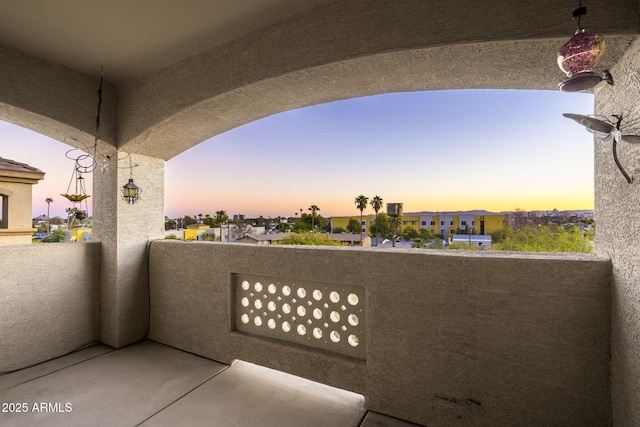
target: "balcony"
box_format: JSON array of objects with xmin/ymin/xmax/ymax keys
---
[
  {"xmin": 0, "ymin": 241, "xmax": 611, "ymax": 426},
  {"xmin": 1, "ymin": 341, "xmax": 382, "ymax": 426}
]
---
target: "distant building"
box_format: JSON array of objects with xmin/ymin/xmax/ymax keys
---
[
  {"xmin": 236, "ymin": 233, "xmax": 371, "ymax": 246},
  {"xmin": 69, "ymin": 227, "xmax": 92, "ymax": 242},
  {"xmin": 0, "ymin": 157, "xmax": 44, "ymax": 245},
  {"xmin": 185, "ymin": 223, "xmax": 210, "ymax": 240},
  {"xmin": 326, "ymin": 233, "xmax": 371, "ymax": 247},
  {"xmin": 237, "ymin": 234, "xmax": 287, "ymax": 245},
  {"xmin": 331, "ymin": 212, "xmax": 508, "ymax": 238},
  {"xmin": 387, "ymin": 203, "xmax": 403, "ymax": 216}
]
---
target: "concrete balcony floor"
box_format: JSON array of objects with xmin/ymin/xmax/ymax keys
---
[{"xmin": 0, "ymin": 341, "xmax": 418, "ymax": 427}]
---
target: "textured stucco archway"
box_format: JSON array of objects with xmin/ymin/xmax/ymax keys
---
[
  {"xmin": 116, "ymin": 0, "xmax": 637, "ymax": 161},
  {"xmin": 1, "ymin": 1, "xmax": 636, "ymax": 160}
]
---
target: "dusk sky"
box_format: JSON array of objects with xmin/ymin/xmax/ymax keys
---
[{"xmin": 1, "ymin": 89, "xmax": 595, "ymax": 220}]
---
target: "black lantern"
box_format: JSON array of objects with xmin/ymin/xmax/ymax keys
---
[{"xmin": 122, "ymin": 177, "xmax": 141, "ymax": 204}]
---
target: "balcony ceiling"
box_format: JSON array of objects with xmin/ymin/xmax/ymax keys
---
[{"xmin": 0, "ymin": 0, "xmax": 327, "ymax": 83}]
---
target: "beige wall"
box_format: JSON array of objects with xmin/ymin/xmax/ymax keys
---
[
  {"xmin": 594, "ymin": 36, "xmax": 640, "ymax": 427},
  {"xmin": 0, "ymin": 243, "xmax": 101, "ymax": 372},
  {"xmin": 0, "ymin": 180, "xmax": 39, "ymax": 245},
  {"xmin": 92, "ymin": 150, "xmax": 165, "ymax": 348},
  {"xmin": 0, "ymin": 44, "xmax": 118, "ymax": 151},
  {"xmin": 149, "ymin": 241, "xmax": 611, "ymax": 426}
]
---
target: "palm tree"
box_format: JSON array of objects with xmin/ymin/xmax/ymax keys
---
[
  {"xmin": 354, "ymin": 195, "xmax": 368, "ymax": 241},
  {"xmin": 370, "ymin": 195, "xmax": 383, "ymax": 246},
  {"xmin": 45, "ymin": 197, "xmax": 53, "ymax": 234},
  {"xmin": 215, "ymin": 210, "xmax": 228, "ymax": 241},
  {"xmin": 308, "ymin": 205, "xmax": 320, "ymax": 231},
  {"xmin": 388, "ymin": 214, "xmax": 402, "ymax": 248}
]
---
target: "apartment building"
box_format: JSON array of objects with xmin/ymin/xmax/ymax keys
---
[{"xmin": 331, "ymin": 212, "xmax": 508, "ymax": 237}]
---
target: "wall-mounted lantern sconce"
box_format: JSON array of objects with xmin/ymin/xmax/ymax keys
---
[
  {"xmin": 121, "ymin": 154, "xmax": 141, "ymax": 204},
  {"xmin": 557, "ymin": 2, "xmax": 612, "ymax": 92}
]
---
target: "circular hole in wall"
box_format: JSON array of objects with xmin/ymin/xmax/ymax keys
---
[
  {"xmin": 347, "ymin": 293, "xmax": 359, "ymax": 305},
  {"xmin": 348, "ymin": 334, "xmax": 359, "ymax": 347},
  {"xmin": 282, "ymin": 321, "xmax": 291, "ymax": 332},
  {"xmin": 330, "ymin": 291, "xmax": 340, "ymax": 303},
  {"xmin": 348, "ymin": 314, "xmax": 359, "ymax": 326}
]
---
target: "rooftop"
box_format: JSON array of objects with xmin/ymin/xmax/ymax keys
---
[{"xmin": 0, "ymin": 157, "xmax": 42, "ymax": 173}]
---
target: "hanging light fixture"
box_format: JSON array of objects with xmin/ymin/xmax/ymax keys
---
[
  {"xmin": 121, "ymin": 154, "xmax": 141, "ymax": 204},
  {"xmin": 61, "ymin": 166, "xmax": 91, "ymax": 231},
  {"xmin": 122, "ymin": 178, "xmax": 141, "ymax": 204},
  {"xmin": 60, "ymin": 68, "xmax": 105, "ymax": 223},
  {"xmin": 557, "ymin": 2, "xmax": 611, "ymax": 92}
]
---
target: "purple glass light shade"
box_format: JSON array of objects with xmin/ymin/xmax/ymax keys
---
[{"xmin": 557, "ymin": 30, "xmax": 606, "ymax": 77}]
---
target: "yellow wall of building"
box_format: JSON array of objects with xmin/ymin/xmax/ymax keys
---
[
  {"xmin": 401, "ymin": 215, "xmax": 419, "ymax": 229},
  {"xmin": 331, "ymin": 215, "xmax": 376, "ymax": 233},
  {"xmin": 184, "ymin": 223, "xmax": 211, "ymax": 241},
  {"xmin": 70, "ymin": 227, "xmax": 91, "ymax": 242},
  {"xmin": 332, "ymin": 213, "xmax": 509, "ymax": 237},
  {"xmin": 477, "ymin": 214, "xmax": 509, "ymax": 235}
]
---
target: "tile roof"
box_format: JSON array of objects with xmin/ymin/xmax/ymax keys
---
[{"xmin": 0, "ymin": 157, "xmax": 44, "ymax": 174}]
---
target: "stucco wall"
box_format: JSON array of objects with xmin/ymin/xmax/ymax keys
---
[
  {"xmin": 594, "ymin": 36, "xmax": 640, "ymax": 427},
  {"xmin": 0, "ymin": 181, "xmax": 34, "ymax": 230},
  {"xmin": 149, "ymin": 241, "xmax": 611, "ymax": 426},
  {"xmin": 0, "ymin": 181, "xmax": 37, "ymax": 245},
  {"xmin": 92, "ymin": 151, "xmax": 164, "ymax": 348},
  {"xmin": 0, "ymin": 242, "xmax": 101, "ymax": 372},
  {"xmin": 0, "ymin": 44, "xmax": 118, "ymax": 151},
  {"xmin": 119, "ymin": 0, "xmax": 638, "ymax": 160}
]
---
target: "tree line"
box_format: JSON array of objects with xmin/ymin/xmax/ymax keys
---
[{"xmin": 162, "ymin": 197, "xmax": 594, "ymax": 253}]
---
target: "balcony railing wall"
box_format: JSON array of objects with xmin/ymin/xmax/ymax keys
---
[
  {"xmin": 0, "ymin": 242, "xmax": 100, "ymax": 373},
  {"xmin": 149, "ymin": 240, "xmax": 612, "ymax": 426}
]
